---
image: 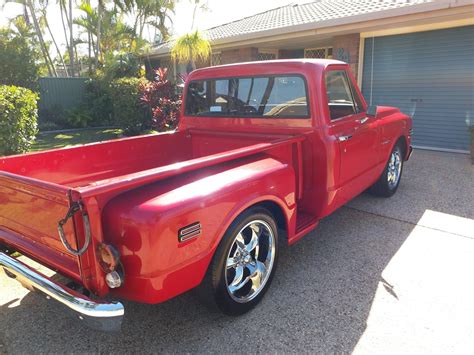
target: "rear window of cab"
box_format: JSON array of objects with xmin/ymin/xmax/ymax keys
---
[{"xmin": 184, "ymin": 75, "xmax": 310, "ymax": 118}]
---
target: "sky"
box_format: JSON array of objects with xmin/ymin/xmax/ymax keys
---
[{"xmin": 0, "ymin": 0, "xmax": 308, "ymax": 55}]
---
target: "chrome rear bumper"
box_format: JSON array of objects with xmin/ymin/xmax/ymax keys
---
[{"xmin": 0, "ymin": 252, "xmax": 124, "ymax": 332}]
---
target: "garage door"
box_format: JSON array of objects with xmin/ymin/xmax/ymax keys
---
[{"xmin": 362, "ymin": 26, "xmax": 474, "ymax": 152}]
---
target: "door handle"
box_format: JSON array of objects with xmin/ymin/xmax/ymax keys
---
[
  {"xmin": 338, "ymin": 134, "xmax": 352, "ymax": 142},
  {"xmin": 359, "ymin": 117, "xmax": 369, "ymax": 124}
]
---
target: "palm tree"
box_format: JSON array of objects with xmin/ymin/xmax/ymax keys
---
[
  {"xmin": 114, "ymin": 0, "xmax": 176, "ymax": 45},
  {"xmin": 171, "ymin": 30, "xmax": 211, "ymax": 72},
  {"xmin": 146, "ymin": 0, "xmax": 175, "ymax": 43},
  {"xmin": 67, "ymin": 0, "xmax": 74, "ymax": 76},
  {"xmin": 96, "ymin": 0, "xmax": 105, "ymax": 68},
  {"xmin": 39, "ymin": 0, "xmax": 68, "ymax": 76},
  {"xmin": 190, "ymin": 0, "xmax": 208, "ymax": 31},
  {"xmin": 75, "ymin": 1, "xmax": 96, "ymax": 70}
]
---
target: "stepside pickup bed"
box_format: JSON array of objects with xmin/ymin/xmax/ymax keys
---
[{"xmin": 0, "ymin": 59, "xmax": 412, "ymax": 331}]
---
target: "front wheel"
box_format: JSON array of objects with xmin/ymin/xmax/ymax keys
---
[
  {"xmin": 368, "ymin": 143, "xmax": 404, "ymax": 197},
  {"xmin": 200, "ymin": 207, "xmax": 279, "ymax": 315}
]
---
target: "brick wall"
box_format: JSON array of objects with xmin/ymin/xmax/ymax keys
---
[
  {"xmin": 333, "ymin": 34, "xmax": 360, "ymax": 78},
  {"xmin": 221, "ymin": 47, "xmax": 258, "ymax": 64}
]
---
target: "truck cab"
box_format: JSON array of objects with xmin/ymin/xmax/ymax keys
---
[{"xmin": 0, "ymin": 59, "xmax": 412, "ymax": 330}]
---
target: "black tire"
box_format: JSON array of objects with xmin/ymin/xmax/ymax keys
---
[
  {"xmin": 199, "ymin": 207, "xmax": 279, "ymax": 315},
  {"xmin": 368, "ymin": 143, "xmax": 404, "ymax": 197}
]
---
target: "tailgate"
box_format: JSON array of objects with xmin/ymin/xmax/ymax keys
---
[{"xmin": 0, "ymin": 172, "xmax": 82, "ymax": 281}]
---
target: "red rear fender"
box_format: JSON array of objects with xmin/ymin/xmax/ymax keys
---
[{"xmin": 101, "ymin": 155, "xmax": 296, "ymax": 303}]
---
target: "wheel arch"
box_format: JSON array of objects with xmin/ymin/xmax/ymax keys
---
[
  {"xmin": 245, "ymin": 200, "xmax": 289, "ymax": 243},
  {"xmin": 207, "ymin": 195, "xmax": 293, "ymax": 259},
  {"xmin": 395, "ymin": 135, "xmax": 408, "ymax": 159}
]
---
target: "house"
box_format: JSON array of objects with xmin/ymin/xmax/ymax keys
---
[{"xmin": 147, "ymin": 0, "xmax": 474, "ymax": 153}]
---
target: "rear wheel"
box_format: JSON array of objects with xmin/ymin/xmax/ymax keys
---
[
  {"xmin": 369, "ymin": 143, "xmax": 404, "ymax": 197},
  {"xmin": 200, "ymin": 207, "xmax": 279, "ymax": 315}
]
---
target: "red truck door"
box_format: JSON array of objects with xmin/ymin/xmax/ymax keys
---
[{"xmin": 324, "ymin": 67, "xmax": 379, "ymax": 189}]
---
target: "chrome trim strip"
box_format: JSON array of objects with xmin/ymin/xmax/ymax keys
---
[
  {"xmin": 178, "ymin": 222, "xmax": 202, "ymax": 243},
  {"xmin": 180, "ymin": 223, "xmax": 201, "ymax": 236},
  {"xmin": 0, "ymin": 252, "xmax": 124, "ymax": 331},
  {"xmin": 180, "ymin": 230, "xmax": 201, "ymax": 242}
]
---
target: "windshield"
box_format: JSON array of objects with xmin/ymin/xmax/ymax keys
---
[{"xmin": 185, "ymin": 75, "xmax": 310, "ymax": 118}]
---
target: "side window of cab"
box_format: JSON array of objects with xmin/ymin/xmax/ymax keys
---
[{"xmin": 325, "ymin": 70, "xmax": 364, "ymax": 120}]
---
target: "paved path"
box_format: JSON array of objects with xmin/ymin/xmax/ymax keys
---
[{"xmin": 1, "ymin": 150, "xmax": 473, "ymax": 353}]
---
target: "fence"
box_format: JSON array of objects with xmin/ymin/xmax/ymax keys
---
[{"xmin": 39, "ymin": 77, "xmax": 88, "ymax": 112}]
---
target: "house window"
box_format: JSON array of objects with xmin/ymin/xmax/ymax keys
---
[
  {"xmin": 211, "ymin": 52, "xmax": 222, "ymax": 66},
  {"xmin": 304, "ymin": 47, "xmax": 333, "ymax": 59},
  {"xmin": 257, "ymin": 49, "xmax": 278, "ymax": 61}
]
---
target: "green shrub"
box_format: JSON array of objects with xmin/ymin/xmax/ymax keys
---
[
  {"xmin": 0, "ymin": 85, "xmax": 38, "ymax": 155},
  {"xmin": 109, "ymin": 77, "xmax": 149, "ymax": 135},
  {"xmin": 64, "ymin": 107, "xmax": 92, "ymax": 128},
  {"xmin": 38, "ymin": 104, "xmax": 67, "ymax": 128},
  {"xmin": 38, "ymin": 121, "xmax": 60, "ymax": 132},
  {"xmin": 104, "ymin": 52, "xmax": 143, "ymax": 80},
  {"xmin": 81, "ymin": 78, "xmax": 113, "ymax": 126}
]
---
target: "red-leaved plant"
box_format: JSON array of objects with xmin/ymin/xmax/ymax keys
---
[{"xmin": 140, "ymin": 68, "xmax": 182, "ymax": 131}]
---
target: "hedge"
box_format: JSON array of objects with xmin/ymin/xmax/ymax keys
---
[
  {"xmin": 0, "ymin": 85, "xmax": 38, "ymax": 155},
  {"xmin": 109, "ymin": 77, "xmax": 149, "ymax": 135}
]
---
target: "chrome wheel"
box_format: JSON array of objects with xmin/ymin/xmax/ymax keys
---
[
  {"xmin": 387, "ymin": 149, "xmax": 402, "ymax": 189},
  {"xmin": 225, "ymin": 220, "xmax": 276, "ymax": 303}
]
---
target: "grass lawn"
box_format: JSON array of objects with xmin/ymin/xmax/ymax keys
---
[{"xmin": 31, "ymin": 128, "xmax": 124, "ymax": 152}]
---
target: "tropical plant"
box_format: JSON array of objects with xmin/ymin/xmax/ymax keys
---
[
  {"xmin": 104, "ymin": 52, "xmax": 143, "ymax": 79},
  {"xmin": 0, "ymin": 85, "xmax": 39, "ymax": 155},
  {"xmin": 74, "ymin": 1, "xmax": 94, "ymax": 72},
  {"xmin": 115, "ymin": 0, "xmax": 176, "ymax": 44},
  {"xmin": 75, "ymin": 4, "xmax": 142, "ymax": 68},
  {"xmin": 171, "ymin": 30, "xmax": 211, "ymax": 72},
  {"xmin": 64, "ymin": 106, "xmax": 92, "ymax": 128},
  {"xmin": 140, "ymin": 67, "xmax": 181, "ymax": 131}
]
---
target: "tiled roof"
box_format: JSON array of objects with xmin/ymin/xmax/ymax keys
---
[
  {"xmin": 152, "ymin": 0, "xmax": 443, "ymax": 53},
  {"xmin": 204, "ymin": 0, "xmax": 434, "ymax": 41}
]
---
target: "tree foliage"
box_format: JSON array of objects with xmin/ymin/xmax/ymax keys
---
[
  {"xmin": 0, "ymin": 19, "xmax": 43, "ymax": 90},
  {"xmin": 1, "ymin": 0, "xmax": 177, "ymax": 78}
]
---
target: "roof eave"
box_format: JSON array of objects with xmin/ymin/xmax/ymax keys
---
[{"xmin": 148, "ymin": 0, "xmax": 466, "ymax": 57}]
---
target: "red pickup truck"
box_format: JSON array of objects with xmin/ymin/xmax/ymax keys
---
[{"xmin": 0, "ymin": 59, "xmax": 412, "ymax": 331}]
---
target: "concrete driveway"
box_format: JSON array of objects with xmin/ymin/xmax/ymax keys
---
[{"xmin": 1, "ymin": 149, "xmax": 473, "ymax": 354}]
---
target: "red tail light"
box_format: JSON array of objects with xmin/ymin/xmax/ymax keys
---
[{"xmin": 97, "ymin": 243, "xmax": 120, "ymax": 273}]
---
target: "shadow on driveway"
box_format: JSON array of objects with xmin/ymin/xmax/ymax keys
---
[
  {"xmin": 0, "ymin": 208, "xmax": 415, "ymax": 353},
  {"xmin": 0, "ymin": 149, "xmax": 472, "ymax": 353}
]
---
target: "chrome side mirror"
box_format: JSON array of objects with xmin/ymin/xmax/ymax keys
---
[{"xmin": 367, "ymin": 105, "xmax": 378, "ymax": 118}]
